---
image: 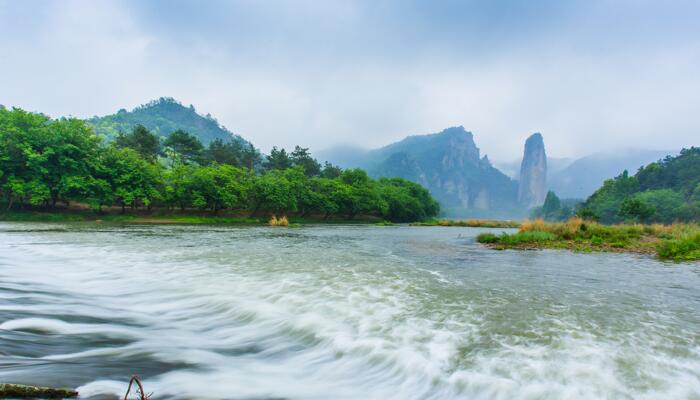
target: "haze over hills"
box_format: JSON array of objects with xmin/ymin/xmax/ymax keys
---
[
  {"xmin": 88, "ymin": 97, "xmax": 250, "ymax": 146},
  {"xmin": 318, "ymin": 128, "xmax": 682, "ymax": 217},
  {"xmin": 548, "ymin": 149, "xmax": 677, "ymax": 199}
]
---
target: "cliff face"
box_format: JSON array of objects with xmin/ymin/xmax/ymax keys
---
[
  {"xmin": 367, "ymin": 126, "xmax": 520, "ymax": 217},
  {"xmin": 518, "ymin": 133, "xmax": 547, "ymax": 208}
]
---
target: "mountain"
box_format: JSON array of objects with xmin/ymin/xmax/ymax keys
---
[
  {"xmin": 88, "ymin": 97, "xmax": 250, "ymax": 145},
  {"xmin": 549, "ymin": 149, "xmax": 675, "ymax": 199},
  {"xmin": 518, "ymin": 133, "xmax": 547, "ymax": 208},
  {"xmin": 320, "ymin": 126, "xmax": 521, "ymax": 218}
]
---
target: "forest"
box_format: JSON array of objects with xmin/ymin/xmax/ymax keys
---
[
  {"xmin": 0, "ymin": 107, "xmax": 439, "ymax": 222},
  {"xmin": 578, "ymin": 148, "xmax": 700, "ymax": 223}
]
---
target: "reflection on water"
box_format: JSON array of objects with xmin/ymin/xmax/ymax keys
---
[{"xmin": 0, "ymin": 222, "xmax": 699, "ymax": 399}]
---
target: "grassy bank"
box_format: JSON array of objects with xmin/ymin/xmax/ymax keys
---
[
  {"xmin": 476, "ymin": 218, "xmax": 700, "ymax": 261},
  {"xmin": 412, "ymin": 219, "xmax": 521, "ymax": 228},
  {"xmin": 0, "ymin": 210, "xmax": 263, "ymax": 224},
  {"xmin": 0, "ymin": 209, "xmax": 385, "ymax": 225}
]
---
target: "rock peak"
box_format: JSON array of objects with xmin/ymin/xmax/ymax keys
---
[{"xmin": 518, "ymin": 133, "xmax": 547, "ymax": 208}]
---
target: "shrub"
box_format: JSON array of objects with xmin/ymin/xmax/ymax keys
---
[
  {"xmin": 269, "ymin": 215, "xmax": 289, "ymax": 226},
  {"xmin": 498, "ymin": 231, "xmax": 556, "ymax": 246},
  {"xmin": 476, "ymin": 232, "xmax": 499, "ymax": 243},
  {"xmin": 658, "ymin": 233, "xmax": 700, "ymax": 260}
]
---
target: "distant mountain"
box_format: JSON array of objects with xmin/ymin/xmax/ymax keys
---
[
  {"xmin": 88, "ymin": 97, "xmax": 250, "ymax": 145},
  {"xmin": 549, "ymin": 149, "xmax": 675, "ymax": 199},
  {"xmin": 320, "ymin": 126, "xmax": 522, "ymax": 218}
]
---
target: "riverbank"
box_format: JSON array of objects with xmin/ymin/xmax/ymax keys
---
[
  {"xmin": 412, "ymin": 219, "xmax": 521, "ymax": 228},
  {"xmin": 0, "ymin": 210, "xmax": 383, "ymax": 225},
  {"xmin": 476, "ymin": 218, "xmax": 700, "ymax": 261}
]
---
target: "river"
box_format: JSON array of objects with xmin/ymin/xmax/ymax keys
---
[{"xmin": 0, "ymin": 222, "xmax": 699, "ymax": 399}]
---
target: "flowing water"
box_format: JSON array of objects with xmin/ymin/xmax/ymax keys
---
[{"xmin": 0, "ymin": 222, "xmax": 699, "ymax": 399}]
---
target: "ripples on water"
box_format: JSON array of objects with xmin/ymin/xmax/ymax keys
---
[{"xmin": 0, "ymin": 222, "xmax": 699, "ymax": 399}]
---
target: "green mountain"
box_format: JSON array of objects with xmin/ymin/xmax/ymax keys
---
[
  {"xmin": 88, "ymin": 97, "xmax": 250, "ymax": 145},
  {"xmin": 581, "ymin": 147, "xmax": 700, "ymax": 223},
  {"xmin": 319, "ymin": 126, "xmax": 522, "ymax": 218}
]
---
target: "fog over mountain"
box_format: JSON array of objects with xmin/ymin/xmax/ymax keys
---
[{"xmin": 318, "ymin": 131, "xmax": 682, "ymax": 215}]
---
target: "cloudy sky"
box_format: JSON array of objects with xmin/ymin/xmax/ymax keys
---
[{"xmin": 1, "ymin": 0, "xmax": 699, "ymax": 161}]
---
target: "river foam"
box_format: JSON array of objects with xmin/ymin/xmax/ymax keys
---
[{"xmin": 1, "ymin": 223, "xmax": 699, "ymax": 399}]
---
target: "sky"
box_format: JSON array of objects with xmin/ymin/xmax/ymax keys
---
[{"xmin": 1, "ymin": 0, "xmax": 699, "ymax": 161}]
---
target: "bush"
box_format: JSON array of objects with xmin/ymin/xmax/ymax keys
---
[
  {"xmin": 657, "ymin": 233, "xmax": 700, "ymax": 260},
  {"xmin": 476, "ymin": 232, "xmax": 499, "ymax": 243},
  {"xmin": 498, "ymin": 231, "xmax": 556, "ymax": 246},
  {"xmin": 269, "ymin": 215, "xmax": 289, "ymax": 226}
]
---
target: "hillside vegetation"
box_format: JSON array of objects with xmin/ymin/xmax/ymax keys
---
[
  {"xmin": 88, "ymin": 97, "xmax": 249, "ymax": 145},
  {"xmin": 0, "ymin": 107, "xmax": 439, "ymax": 223},
  {"xmin": 580, "ymin": 148, "xmax": 700, "ymax": 223}
]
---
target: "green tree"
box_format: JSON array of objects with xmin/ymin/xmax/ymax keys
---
[
  {"xmin": 542, "ymin": 191, "xmax": 561, "ymax": 217},
  {"xmin": 249, "ymin": 169, "xmax": 298, "ymax": 215},
  {"xmin": 162, "ymin": 164, "xmax": 196, "ymax": 210},
  {"xmin": 241, "ymin": 143, "xmax": 263, "ymax": 171},
  {"xmin": 290, "ymin": 146, "xmax": 322, "ymax": 177},
  {"xmin": 265, "ymin": 147, "xmax": 293, "ymax": 171},
  {"xmin": 581, "ymin": 170, "xmax": 640, "ymax": 223},
  {"xmin": 114, "ymin": 124, "xmax": 161, "ymax": 162},
  {"xmin": 320, "ymin": 162, "xmax": 342, "ymax": 179},
  {"xmin": 632, "ymin": 189, "xmax": 687, "ymax": 223},
  {"xmin": 337, "ymin": 169, "xmax": 385, "ymax": 218},
  {"xmin": 618, "ymin": 198, "xmax": 655, "ymax": 223},
  {"xmin": 205, "ymin": 138, "xmax": 243, "ymax": 166},
  {"xmin": 189, "ymin": 164, "xmax": 249, "ymax": 213},
  {"xmin": 93, "ymin": 146, "xmax": 162, "ymax": 212},
  {"xmin": 164, "ymin": 129, "xmax": 204, "ymax": 165},
  {"xmin": 0, "ymin": 110, "xmax": 101, "ymax": 209},
  {"xmin": 377, "ymin": 177, "xmax": 439, "ymax": 222}
]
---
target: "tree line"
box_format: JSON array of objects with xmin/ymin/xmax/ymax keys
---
[
  {"xmin": 577, "ymin": 148, "xmax": 700, "ymax": 223},
  {"xmin": 0, "ymin": 107, "xmax": 439, "ymax": 222}
]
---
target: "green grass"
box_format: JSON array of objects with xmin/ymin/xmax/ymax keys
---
[
  {"xmin": 373, "ymin": 220, "xmax": 394, "ymax": 226},
  {"xmin": 0, "ymin": 209, "xmax": 383, "ymax": 225},
  {"xmin": 0, "ymin": 211, "xmax": 89, "ymax": 222},
  {"xmin": 476, "ymin": 218, "xmax": 700, "ymax": 261},
  {"xmin": 657, "ymin": 233, "xmax": 700, "ymax": 261}
]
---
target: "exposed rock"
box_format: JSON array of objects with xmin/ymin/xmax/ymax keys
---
[
  {"xmin": 367, "ymin": 126, "xmax": 520, "ymax": 217},
  {"xmin": 518, "ymin": 133, "xmax": 547, "ymax": 208}
]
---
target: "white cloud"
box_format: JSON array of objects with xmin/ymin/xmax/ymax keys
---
[{"xmin": 1, "ymin": 0, "xmax": 699, "ymax": 161}]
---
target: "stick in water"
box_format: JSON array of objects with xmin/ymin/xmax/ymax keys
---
[{"xmin": 123, "ymin": 375, "xmax": 151, "ymax": 400}]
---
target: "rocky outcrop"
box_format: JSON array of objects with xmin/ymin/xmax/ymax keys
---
[
  {"xmin": 367, "ymin": 126, "xmax": 520, "ymax": 217},
  {"xmin": 518, "ymin": 133, "xmax": 547, "ymax": 208}
]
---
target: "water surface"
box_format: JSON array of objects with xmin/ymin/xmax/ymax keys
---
[{"xmin": 0, "ymin": 222, "xmax": 699, "ymax": 399}]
